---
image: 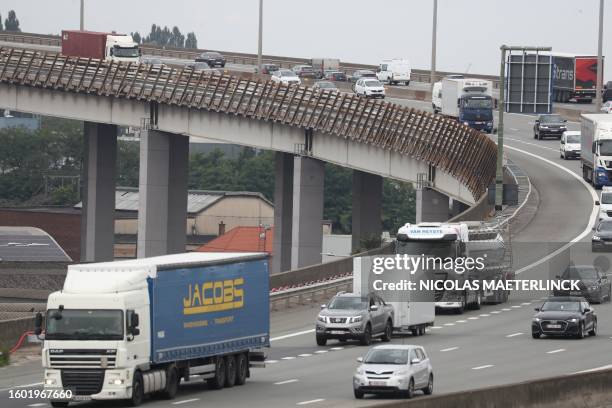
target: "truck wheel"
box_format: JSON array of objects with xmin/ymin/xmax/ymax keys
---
[
  {"xmin": 360, "ymin": 324, "xmax": 372, "ymax": 346},
  {"xmin": 225, "ymin": 355, "xmax": 237, "ymax": 388},
  {"xmin": 316, "ymin": 335, "xmax": 327, "ymax": 346},
  {"xmin": 129, "ymin": 371, "xmax": 144, "ymax": 406},
  {"xmin": 235, "ymin": 353, "xmax": 248, "ymax": 385},
  {"xmin": 209, "ymin": 357, "xmax": 226, "ymax": 389},
  {"xmin": 381, "ymin": 320, "xmax": 393, "ymax": 342},
  {"xmin": 50, "ymin": 402, "xmax": 69, "ymax": 408},
  {"xmin": 159, "ymin": 366, "xmax": 179, "ymax": 399}
]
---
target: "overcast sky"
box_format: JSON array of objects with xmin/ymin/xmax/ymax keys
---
[{"xmin": 2, "ymin": 0, "xmax": 611, "ymax": 79}]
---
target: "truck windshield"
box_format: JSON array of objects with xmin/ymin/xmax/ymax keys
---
[
  {"xmin": 599, "ymin": 140, "xmax": 612, "ymax": 156},
  {"xmin": 396, "ymin": 240, "xmax": 457, "ymax": 258},
  {"xmin": 113, "ymin": 46, "xmax": 139, "ymax": 58},
  {"xmin": 45, "ymin": 309, "xmax": 124, "ymax": 340},
  {"xmin": 463, "ymin": 98, "xmax": 492, "ymax": 109}
]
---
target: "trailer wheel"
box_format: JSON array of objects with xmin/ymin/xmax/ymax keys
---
[
  {"xmin": 235, "ymin": 353, "xmax": 248, "ymax": 386},
  {"xmin": 208, "ymin": 357, "xmax": 226, "ymax": 389},
  {"xmin": 129, "ymin": 371, "xmax": 144, "ymax": 406},
  {"xmin": 225, "ymin": 355, "xmax": 237, "ymax": 388},
  {"xmin": 159, "ymin": 366, "xmax": 179, "ymax": 399}
]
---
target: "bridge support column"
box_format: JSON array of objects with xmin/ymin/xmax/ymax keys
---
[
  {"xmin": 81, "ymin": 123, "xmax": 117, "ymax": 262},
  {"xmin": 352, "ymin": 170, "xmax": 382, "ymax": 252},
  {"xmin": 137, "ymin": 130, "xmax": 189, "ymax": 258},
  {"xmin": 272, "ymin": 152, "xmax": 294, "ymax": 273},
  {"xmin": 450, "ymin": 198, "xmax": 470, "ymax": 218},
  {"xmin": 291, "ymin": 156, "xmax": 325, "ymax": 269},
  {"xmin": 416, "ymin": 187, "xmax": 450, "ymax": 223}
]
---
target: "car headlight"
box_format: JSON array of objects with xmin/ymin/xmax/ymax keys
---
[
  {"xmin": 45, "ymin": 379, "xmax": 57, "ymax": 385},
  {"xmin": 351, "ymin": 316, "xmax": 363, "ymax": 323},
  {"xmin": 355, "ymin": 367, "xmax": 365, "ymax": 375},
  {"xmin": 317, "ymin": 315, "xmax": 327, "ymax": 323},
  {"xmin": 593, "ymin": 235, "xmax": 602, "ymax": 241},
  {"xmin": 567, "ymin": 318, "xmax": 579, "ymax": 323},
  {"xmin": 533, "ymin": 317, "xmax": 541, "ymax": 322},
  {"xmin": 109, "ymin": 379, "xmax": 125, "ymax": 385},
  {"xmin": 487, "ymin": 122, "xmax": 493, "ymax": 126},
  {"xmin": 394, "ymin": 370, "xmax": 409, "ymax": 376},
  {"xmin": 540, "ymin": 126, "xmax": 549, "ymax": 129},
  {"xmin": 463, "ymin": 121, "xmax": 470, "ymax": 126}
]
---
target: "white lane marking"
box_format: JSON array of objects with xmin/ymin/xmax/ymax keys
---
[
  {"xmin": 511, "ymin": 305, "xmax": 521, "ymax": 308},
  {"xmin": 0, "ymin": 382, "xmax": 43, "ymax": 393},
  {"xmin": 315, "ymin": 350, "xmax": 328, "ymax": 354},
  {"xmin": 506, "ymin": 145, "xmax": 599, "ymax": 275},
  {"xmin": 472, "ymin": 365, "xmax": 494, "ymax": 370},
  {"xmin": 502, "ymin": 308, "xmax": 512, "ymax": 311},
  {"xmin": 282, "ymin": 356, "xmax": 296, "ymax": 360},
  {"xmin": 547, "ymin": 349, "xmax": 566, "ymax": 354},
  {"xmin": 173, "ymin": 398, "xmax": 200, "ymax": 405},
  {"xmin": 330, "ymin": 347, "xmax": 344, "ymax": 350},
  {"xmin": 510, "ymin": 127, "xmax": 519, "ymax": 131},
  {"xmin": 440, "ymin": 347, "xmax": 459, "ymax": 352},
  {"xmin": 456, "ymin": 320, "xmax": 467, "ymax": 323},
  {"xmin": 522, "ymin": 302, "xmax": 532, "ymax": 305},
  {"xmin": 275, "ymin": 379, "xmax": 299, "ymax": 385},
  {"xmin": 266, "ymin": 360, "xmax": 279, "ymax": 364},
  {"xmin": 491, "ymin": 311, "xmax": 501, "ymax": 314},
  {"xmin": 297, "ymin": 399, "xmax": 326, "ymax": 405},
  {"xmin": 506, "ymin": 137, "xmax": 558, "ymax": 152},
  {"xmin": 468, "ymin": 317, "xmax": 479, "ymax": 320},
  {"xmin": 271, "ymin": 329, "xmax": 315, "ymax": 341},
  {"xmin": 28, "ymin": 404, "xmax": 47, "ymax": 407},
  {"xmin": 479, "ymin": 314, "xmax": 490, "ymax": 317},
  {"xmin": 506, "ymin": 332, "xmax": 524, "ymax": 338},
  {"xmin": 444, "ymin": 323, "xmax": 455, "ymax": 326},
  {"xmin": 431, "ymin": 326, "xmax": 443, "ymax": 329},
  {"xmin": 573, "ymin": 364, "xmax": 612, "ymax": 374},
  {"xmin": 298, "ymin": 353, "xmax": 313, "ymax": 357}
]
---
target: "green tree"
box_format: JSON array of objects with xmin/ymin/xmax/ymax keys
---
[
  {"xmin": 4, "ymin": 10, "xmax": 20, "ymax": 32},
  {"xmin": 117, "ymin": 140, "xmax": 139, "ymax": 187},
  {"xmin": 382, "ymin": 180, "xmax": 415, "ymax": 233},
  {"xmin": 131, "ymin": 32, "xmax": 141, "ymax": 44},
  {"xmin": 323, "ymin": 164, "xmax": 352, "ymax": 234},
  {"xmin": 185, "ymin": 32, "xmax": 198, "ymax": 49},
  {"xmin": 0, "ymin": 14, "xmax": 4, "ymax": 31}
]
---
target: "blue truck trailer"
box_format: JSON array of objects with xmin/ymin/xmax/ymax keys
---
[{"xmin": 36, "ymin": 252, "xmax": 269, "ymax": 407}]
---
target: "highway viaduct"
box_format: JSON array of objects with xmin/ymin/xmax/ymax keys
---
[{"xmin": 0, "ymin": 47, "xmax": 495, "ymax": 271}]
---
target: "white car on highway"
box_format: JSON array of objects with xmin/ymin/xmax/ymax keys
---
[
  {"xmin": 560, "ymin": 130, "xmax": 581, "ymax": 160},
  {"xmin": 354, "ymin": 78, "xmax": 385, "ymax": 99},
  {"xmin": 598, "ymin": 186, "xmax": 612, "ymax": 221},
  {"xmin": 601, "ymin": 101, "xmax": 612, "ymax": 114},
  {"xmin": 271, "ymin": 69, "xmax": 301, "ymax": 86},
  {"xmin": 353, "ymin": 345, "xmax": 433, "ymax": 399}
]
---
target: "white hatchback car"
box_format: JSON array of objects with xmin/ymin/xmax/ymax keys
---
[
  {"xmin": 353, "ymin": 345, "xmax": 433, "ymax": 399},
  {"xmin": 270, "ymin": 69, "xmax": 301, "ymax": 86},
  {"xmin": 354, "ymin": 78, "xmax": 385, "ymax": 99},
  {"xmin": 560, "ymin": 130, "xmax": 581, "ymax": 160}
]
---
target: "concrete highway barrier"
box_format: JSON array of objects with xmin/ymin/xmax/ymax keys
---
[{"xmin": 377, "ymin": 368, "xmax": 612, "ymax": 408}]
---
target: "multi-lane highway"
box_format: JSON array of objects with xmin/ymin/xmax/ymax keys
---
[{"xmin": 1, "ymin": 92, "xmax": 607, "ymax": 407}]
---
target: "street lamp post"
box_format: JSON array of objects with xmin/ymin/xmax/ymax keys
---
[
  {"xmin": 257, "ymin": 0, "xmax": 263, "ymax": 72},
  {"xmin": 430, "ymin": 0, "xmax": 438, "ymax": 85},
  {"xmin": 596, "ymin": 0, "xmax": 605, "ymax": 111},
  {"xmin": 80, "ymin": 0, "xmax": 84, "ymax": 30}
]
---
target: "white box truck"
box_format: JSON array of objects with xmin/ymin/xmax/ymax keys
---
[
  {"xmin": 376, "ymin": 59, "xmax": 411, "ymax": 85},
  {"xmin": 353, "ymin": 256, "xmax": 434, "ymax": 336},
  {"xmin": 581, "ymin": 114, "xmax": 612, "ymax": 188},
  {"xmin": 441, "ymin": 77, "xmax": 494, "ymax": 133}
]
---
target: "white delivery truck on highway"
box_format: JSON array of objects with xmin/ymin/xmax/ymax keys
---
[
  {"xmin": 353, "ymin": 257, "xmax": 434, "ymax": 336},
  {"xmin": 35, "ymin": 252, "xmax": 269, "ymax": 407},
  {"xmin": 580, "ymin": 114, "xmax": 612, "ymax": 188},
  {"xmin": 395, "ymin": 222, "xmax": 512, "ymax": 314},
  {"xmin": 376, "ymin": 59, "xmax": 411, "ymax": 85},
  {"xmin": 441, "ymin": 77, "xmax": 495, "ymax": 133},
  {"xmin": 311, "ymin": 58, "xmax": 340, "ymax": 79}
]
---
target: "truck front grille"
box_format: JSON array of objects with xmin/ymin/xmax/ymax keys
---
[
  {"xmin": 49, "ymin": 349, "xmax": 116, "ymax": 369},
  {"xmin": 61, "ymin": 369, "xmax": 104, "ymax": 395}
]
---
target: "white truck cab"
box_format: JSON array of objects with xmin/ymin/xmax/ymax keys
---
[
  {"xmin": 376, "ymin": 59, "xmax": 411, "ymax": 85},
  {"xmin": 432, "ymin": 81, "xmax": 442, "ymax": 113},
  {"xmin": 106, "ymin": 34, "xmax": 140, "ymax": 63}
]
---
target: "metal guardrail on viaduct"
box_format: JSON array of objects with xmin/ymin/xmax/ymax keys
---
[
  {"xmin": 0, "ymin": 31, "xmax": 501, "ymax": 87},
  {"xmin": 0, "ymin": 46, "xmax": 497, "ymax": 199}
]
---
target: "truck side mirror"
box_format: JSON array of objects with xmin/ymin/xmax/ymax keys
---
[
  {"xmin": 593, "ymin": 142, "xmax": 597, "ymax": 154},
  {"xmin": 127, "ymin": 310, "xmax": 140, "ymax": 339},
  {"xmin": 34, "ymin": 312, "xmax": 43, "ymax": 336},
  {"xmin": 596, "ymin": 201, "xmax": 601, "ymax": 206},
  {"xmin": 494, "ymin": 99, "xmax": 498, "ymax": 109},
  {"xmin": 457, "ymin": 99, "xmax": 461, "ymax": 108}
]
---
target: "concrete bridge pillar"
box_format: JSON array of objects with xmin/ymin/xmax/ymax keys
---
[
  {"xmin": 416, "ymin": 187, "xmax": 450, "ymax": 223},
  {"xmin": 291, "ymin": 156, "xmax": 325, "ymax": 269},
  {"xmin": 352, "ymin": 170, "xmax": 382, "ymax": 252},
  {"xmin": 81, "ymin": 122, "xmax": 117, "ymax": 262},
  {"xmin": 272, "ymin": 152, "xmax": 294, "ymax": 273},
  {"xmin": 137, "ymin": 130, "xmax": 189, "ymax": 258}
]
